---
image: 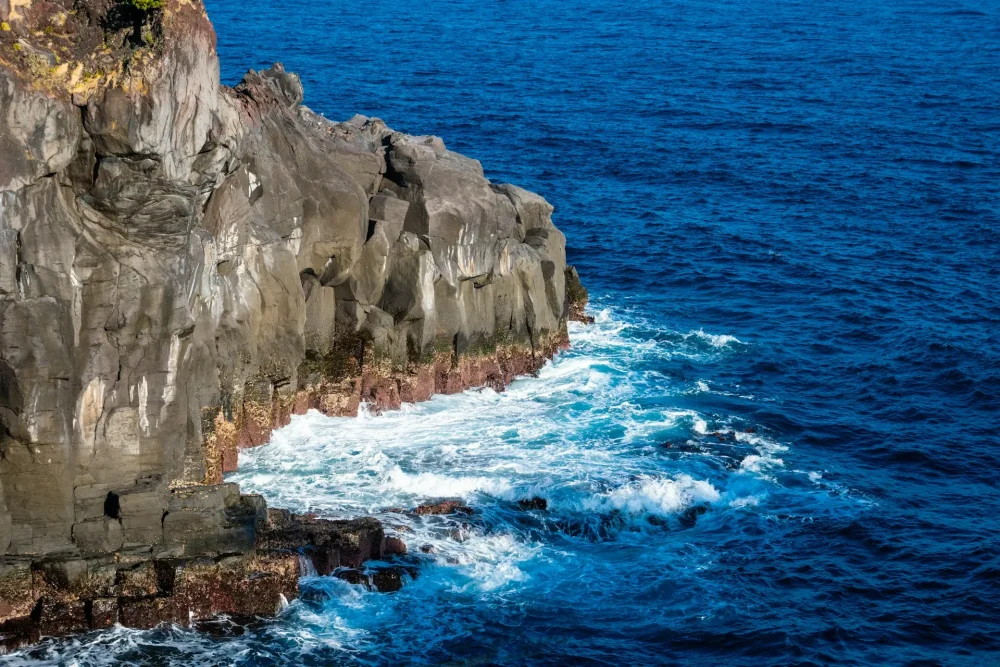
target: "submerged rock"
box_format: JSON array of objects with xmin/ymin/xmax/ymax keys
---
[
  {"xmin": 334, "ymin": 566, "xmax": 412, "ymax": 593},
  {"xmin": 517, "ymin": 497, "xmax": 549, "ymax": 511},
  {"xmin": 678, "ymin": 504, "xmax": 710, "ymax": 528},
  {"xmin": 334, "ymin": 568, "xmax": 370, "ymax": 587},
  {"xmin": 370, "ymin": 569, "xmax": 405, "ymax": 593}
]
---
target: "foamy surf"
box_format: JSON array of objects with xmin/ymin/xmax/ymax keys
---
[
  {"xmin": 228, "ymin": 307, "xmax": 807, "ymax": 570},
  {"xmin": 4, "ymin": 306, "xmax": 838, "ymax": 666}
]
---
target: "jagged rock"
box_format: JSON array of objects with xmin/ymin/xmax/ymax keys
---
[
  {"xmin": 334, "ymin": 566, "xmax": 410, "ymax": 593},
  {"xmin": 565, "ymin": 266, "xmax": 592, "ymax": 323},
  {"xmin": 334, "ymin": 568, "xmax": 369, "ymax": 587},
  {"xmin": 413, "ymin": 500, "xmax": 475, "ymax": 516},
  {"xmin": 679, "ymin": 504, "xmax": 710, "ymax": 528},
  {"xmin": 517, "ymin": 497, "xmax": 549, "ymax": 511},
  {"xmin": 258, "ymin": 509, "xmax": 384, "ymax": 573},
  {"xmin": 89, "ymin": 597, "xmax": 118, "ymax": 629},
  {"xmin": 370, "ymin": 568, "xmax": 405, "ymax": 593},
  {"xmin": 35, "ymin": 598, "xmax": 89, "ymax": 637}
]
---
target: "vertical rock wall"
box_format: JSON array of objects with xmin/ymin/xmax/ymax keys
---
[{"xmin": 0, "ymin": 0, "xmax": 573, "ymax": 589}]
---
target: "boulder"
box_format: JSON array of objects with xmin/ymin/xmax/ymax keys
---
[
  {"xmin": 383, "ymin": 536, "xmax": 408, "ymax": 555},
  {"xmin": 413, "ymin": 500, "xmax": 475, "ymax": 516},
  {"xmin": 516, "ymin": 497, "xmax": 548, "ymax": 511}
]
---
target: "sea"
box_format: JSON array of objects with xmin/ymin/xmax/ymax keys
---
[{"xmin": 5, "ymin": 0, "xmax": 999, "ymax": 665}]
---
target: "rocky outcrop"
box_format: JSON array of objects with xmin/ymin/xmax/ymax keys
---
[
  {"xmin": 0, "ymin": 0, "xmax": 581, "ymax": 643},
  {"xmin": 0, "ymin": 507, "xmax": 385, "ymax": 650},
  {"xmin": 565, "ymin": 266, "xmax": 592, "ymax": 323}
]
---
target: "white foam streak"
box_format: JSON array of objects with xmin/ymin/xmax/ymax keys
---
[
  {"xmin": 578, "ymin": 475, "xmax": 721, "ymax": 517},
  {"xmin": 387, "ymin": 468, "xmax": 514, "ymax": 499},
  {"xmin": 687, "ymin": 329, "xmax": 743, "ymax": 348}
]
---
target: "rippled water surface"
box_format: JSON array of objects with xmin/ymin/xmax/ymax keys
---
[{"xmin": 8, "ymin": 0, "xmax": 1000, "ymax": 665}]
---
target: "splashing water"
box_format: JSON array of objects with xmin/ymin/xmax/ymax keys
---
[{"xmin": 1, "ymin": 305, "xmax": 857, "ymax": 666}]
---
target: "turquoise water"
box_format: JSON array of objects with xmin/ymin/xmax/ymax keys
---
[{"xmin": 5, "ymin": 0, "xmax": 999, "ymax": 664}]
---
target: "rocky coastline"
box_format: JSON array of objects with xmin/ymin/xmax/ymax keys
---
[{"xmin": 0, "ymin": 0, "xmax": 586, "ymax": 650}]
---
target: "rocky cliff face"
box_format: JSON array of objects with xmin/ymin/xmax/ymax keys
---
[{"xmin": 0, "ymin": 0, "xmax": 582, "ymax": 644}]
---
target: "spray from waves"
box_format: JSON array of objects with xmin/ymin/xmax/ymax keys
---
[
  {"xmin": 386, "ymin": 467, "xmax": 515, "ymax": 500},
  {"xmin": 572, "ymin": 474, "xmax": 721, "ymax": 517},
  {"xmin": 685, "ymin": 328, "xmax": 744, "ymax": 348}
]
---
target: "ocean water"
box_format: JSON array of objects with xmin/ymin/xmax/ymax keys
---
[{"xmin": 7, "ymin": 0, "xmax": 1000, "ymax": 665}]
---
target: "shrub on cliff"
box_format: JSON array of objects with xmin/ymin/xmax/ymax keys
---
[{"xmin": 125, "ymin": 0, "xmax": 165, "ymax": 11}]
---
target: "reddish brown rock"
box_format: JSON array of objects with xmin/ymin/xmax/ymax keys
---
[
  {"xmin": 36, "ymin": 598, "xmax": 90, "ymax": 637},
  {"xmin": 383, "ymin": 536, "xmax": 408, "ymax": 556},
  {"xmin": 257, "ymin": 509, "xmax": 384, "ymax": 572},
  {"xmin": 413, "ymin": 500, "xmax": 475, "ymax": 516},
  {"xmin": 89, "ymin": 598, "xmax": 118, "ymax": 629},
  {"xmin": 398, "ymin": 366, "xmax": 435, "ymax": 403},
  {"xmin": 0, "ymin": 505, "xmax": 387, "ymax": 648}
]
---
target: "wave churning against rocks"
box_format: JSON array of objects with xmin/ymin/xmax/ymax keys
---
[{"xmin": 1, "ymin": 304, "xmax": 862, "ymax": 665}]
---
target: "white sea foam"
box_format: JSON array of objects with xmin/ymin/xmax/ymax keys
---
[
  {"xmin": 1, "ymin": 306, "xmax": 825, "ymax": 666},
  {"xmin": 729, "ymin": 495, "xmax": 761, "ymax": 508},
  {"xmin": 575, "ymin": 475, "xmax": 721, "ymax": 517},
  {"xmin": 386, "ymin": 467, "xmax": 515, "ymax": 499},
  {"xmin": 686, "ymin": 329, "xmax": 744, "ymax": 348},
  {"xmin": 739, "ymin": 454, "xmax": 784, "ymax": 474},
  {"xmin": 734, "ymin": 430, "xmax": 789, "ymax": 453},
  {"xmin": 223, "ymin": 305, "xmax": 801, "ymax": 628}
]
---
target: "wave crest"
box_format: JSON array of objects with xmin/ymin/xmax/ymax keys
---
[{"xmin": 576, "ymin": 474, "xmax": 721, "ymax": 518}]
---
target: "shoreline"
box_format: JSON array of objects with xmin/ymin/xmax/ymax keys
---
[{"xmin": 0, "ymin": 306, "xmax": 587, "ymax": 652}]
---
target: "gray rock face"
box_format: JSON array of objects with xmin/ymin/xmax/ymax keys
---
[{"xmin": 0, "ymin": 0, "xmax": 576, "ymax": 592}]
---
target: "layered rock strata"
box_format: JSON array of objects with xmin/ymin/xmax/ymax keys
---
[
  {"xmin": 0, "ymin": 500, "xmax": 386, "ymax": 651},
  {"xmin": 0, "ymin": 0, "xmax": 580, "ymax": 644}
]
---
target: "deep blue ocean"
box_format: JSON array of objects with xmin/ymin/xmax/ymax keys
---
[{"xmin": 7, "ymin": 0, "xmax": 1000, "ymax": 665}]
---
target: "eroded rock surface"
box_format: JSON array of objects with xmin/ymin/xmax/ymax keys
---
[
  {"xmin": 0, "ymin": 0, "xmax": 581, "ymax": 643},
  {"xmin": 0, "ymin": 509, "xmax": 384, "ymax": 650}
]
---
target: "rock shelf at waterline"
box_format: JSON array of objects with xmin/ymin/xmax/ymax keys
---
[{"xmin": 0, "ymin": 0, "xmax": 586, "ymax": 647}]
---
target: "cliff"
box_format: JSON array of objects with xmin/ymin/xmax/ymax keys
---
[{"xmin": 0, "ymin": 0, "xmax": 586, "ymax": 647}]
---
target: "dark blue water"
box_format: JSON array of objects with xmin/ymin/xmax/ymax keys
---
[{"xmin": 8, "ymin": 0, "xmax": 1000, "ymax": 665}]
